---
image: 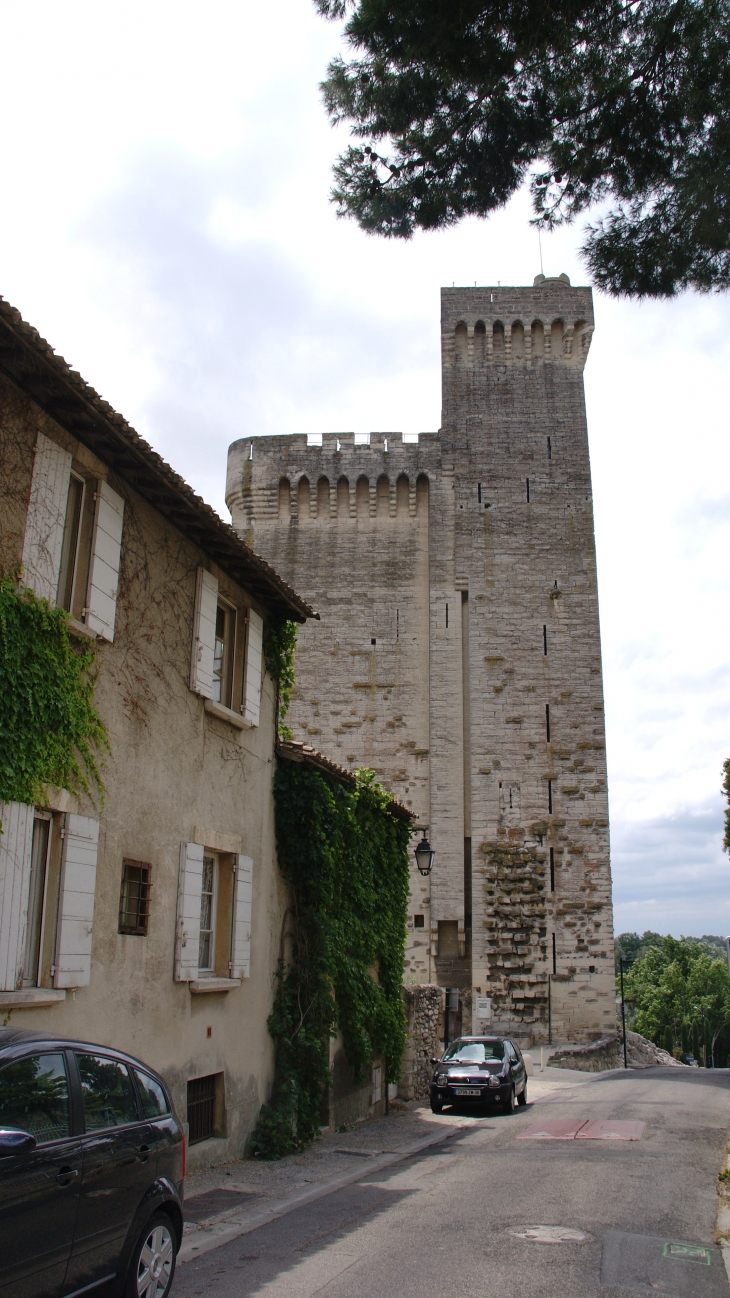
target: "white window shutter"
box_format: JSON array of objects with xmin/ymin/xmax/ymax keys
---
[
  {"xmin": 243, "ymin": 609, "xmax": 263, "ymax": 726},
  {"xmin": 21, "ymin": 433, "xmax": 72, "ymax": 603},
  {"xmin": 174, "ymin": 841, "xmax": 204, "ymax": 981},
  {"xmin": 54, "ymin": 814, "xmax": 99, "ymax": 989},
  {"xmin": 85, "ymin": 480, "xmax": 124, "ymax": 642},
  {"xmin": 189, "ymin": 568, "xmax": 218, "ymax": 697},
  {"xmin": 229, "ymin": 854, "xmax": 253, "ymax": 979},
  {"xmin": 0, "ymin": 803, "xmax": 35, "ymax": 992}
]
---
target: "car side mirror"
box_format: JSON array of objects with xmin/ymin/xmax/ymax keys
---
[
  {"xmin": 0, "ymin": 1128, "xmax": 37, "ymax": 1155},
  {"xmin": 430, "ymin": 1057, "xmax": 441, "ymax": 1066}
]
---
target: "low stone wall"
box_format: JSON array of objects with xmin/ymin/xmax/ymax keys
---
[
  {"xmin": 550, "ymin": 1035, "xmax": 622, "ymax": 1072},
  {"xmin": 399, "ymin": 984, "xmax": 444, "ymax": 1100},
  {"xmin": 625, "ymin": 1031, "xmax": 687, "ymax": 1068}
]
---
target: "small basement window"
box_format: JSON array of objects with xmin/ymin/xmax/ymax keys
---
[
  {"xmin": 187, "ymin": 1072, "xmax": 224, "ymax": 1144},
  {"xmin": 118, "ymin": 860, "xmax": 152, "ymax": 936},
  {"xmin": 413, "ymin": 914, "xmax": 425, "ymax": 928}
]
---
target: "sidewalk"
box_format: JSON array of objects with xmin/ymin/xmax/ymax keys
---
[{"xmin": 179, "ymin": 1066, "xmax": 593, "ymax": 1264}]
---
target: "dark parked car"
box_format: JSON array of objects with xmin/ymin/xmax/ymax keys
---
[
  {"xmin": 430, "ymin": 1036, "xmax": 528, "ymax": 1114},
  {"xmin": 0, "ymin": 1027, "xmax": 184, "ymax": 1298}
]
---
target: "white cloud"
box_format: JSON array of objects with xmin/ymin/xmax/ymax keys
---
[{"xmin": 1, "ymin": 0, "xmax": 729, "ymax": 936}]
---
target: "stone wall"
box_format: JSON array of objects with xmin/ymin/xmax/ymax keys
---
[
  {"xmin": 227, "ymin": 276, "xmax": 616, "ymax": 1045},
  {"xmin": 399, "ymin": 984, "xmax": 443, "ymax": 1100},
  {"xmin": 550, "ymin": 1036, "xmax": 622, "ymax": 1072}
]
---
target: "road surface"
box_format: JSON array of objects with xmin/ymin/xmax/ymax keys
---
[{"xmin": 175, "ymin": 1067, "xmax": 730, "ymax": 1298}]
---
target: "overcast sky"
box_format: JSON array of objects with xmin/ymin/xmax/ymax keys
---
[{"xmin": 1, "ymin": 1, "xmax": 729, "ymax": 939}]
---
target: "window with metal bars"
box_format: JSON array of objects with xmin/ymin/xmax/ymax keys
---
[
  {"xmin": 118, "ymin": 860, "xmax": 152, "ymax": 936},
  {"xmin": 187, "ymin": 1074, "xmax": 217, "ymax": 1144}
]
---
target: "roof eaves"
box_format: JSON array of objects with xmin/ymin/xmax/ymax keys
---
[
  {"xmin": 276, "ymin": 740, "xmax": 415, "ymax": 822},
  {"xmin": 0, "ymin": 298, "xmax": 317, "ymax": 624}
]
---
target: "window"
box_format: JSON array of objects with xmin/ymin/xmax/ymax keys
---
[
  {"xmin": 134, "ymin": 1070, "xmax": 170, "ymax": 1119},
  {"xmin": 187, "ymin": 1073, "xmax": 220, "ymax": 1144},
  {"xmin": 23, "ymin": 813, "xmax": 51, "ymax": 987},
  {"xmin": 0, "ymin": 1053, "xmax": 70, "ymax": 1143},
  {"xmin": 190, "ymin": 568, "xmax": 263, "ymax": 726},
  {"xmin": 56, "ymin": 472, "xmax": 85, "ymax": 612},
  {"xmin": 212, "ymin": 601, "xmax": 236, "ymax": 707},
  {"xmin": 75, "ymin": 1054, "xmax": 139, "ymax": 1131},
  {"xmin": 118, "ymin": 859, "xmax": 152, "ymax": 935},
  {"xmin": 413, "ymin": 914, "xmax": 425, "ymax": 928},
  {"xmin": 198, "ymin": 853, "xmax": 218, "ymax": 971}
]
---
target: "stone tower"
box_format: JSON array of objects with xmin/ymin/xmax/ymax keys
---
[{"xmin": 226, "ymin": 275, "xmax": 615, "ymax": 1045}]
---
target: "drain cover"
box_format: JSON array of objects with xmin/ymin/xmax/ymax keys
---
[
  {"xmin": 508, "ymin": 1225, "xmax": 589, "ymax": 1243},
  {"xmin": 601, "ymin": 1230, "xmax": 728, "ymax": 1296},
  {"xmin": 184, "ymin": 1188, "xmax": 261, "ymax": 1223}
]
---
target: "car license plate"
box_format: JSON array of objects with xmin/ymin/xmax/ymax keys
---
[{"xmin": 453, "ymin": 1087, "xmax": 481, "ymax": 1096}]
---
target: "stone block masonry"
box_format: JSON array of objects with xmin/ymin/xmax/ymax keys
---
[{"xmin": 226, "ymin": 275, "xmax": 615, "ymax": 1044}]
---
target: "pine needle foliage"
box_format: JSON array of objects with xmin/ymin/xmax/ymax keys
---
[
  {"xmin": 316, "ymin": 0, "xmax": 730, "ymax": 297},
  {"xmin": 250, "ymin": 759, "xmax": 411, "ymax": 1159},
  {"xmin": 0, "ymin": 577, "xmax": 107, "ymax": 807}
]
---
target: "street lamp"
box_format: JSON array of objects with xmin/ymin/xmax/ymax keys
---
[{"xmin": 414, "ymin": 831, "xmax": 435, "ymax": 876}]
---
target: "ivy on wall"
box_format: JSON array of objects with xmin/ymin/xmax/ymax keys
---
[
  {"xmin": 0, "ymin": 576, "xmax": 107, "ymax": 807},
  {"xmin": 250, "ymin": 759, "xmax": 412, "ymax": 1159},
  {"xmin": 263, "ymin": 617, "xmax": 298, "ymax": 739}
]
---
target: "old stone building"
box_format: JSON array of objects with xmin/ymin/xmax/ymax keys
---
[
  {"xmin": 227, "ymin": 275, "xmax": 615, "ymax": 1045},
  {"xmin": 0, "ymin": 295, "xmax": 318, "ymax": 1167}
]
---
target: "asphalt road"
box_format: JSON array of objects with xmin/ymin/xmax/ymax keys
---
[{"xmin": 175, "ymin": 1068, "xmax": 730, "ymax": 1298}]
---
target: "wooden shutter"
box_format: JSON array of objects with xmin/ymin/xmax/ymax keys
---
[
  {"xmin": 0, "ymin": 803, "xmax": 35, "ymax": 991},
  {"xmin": 229, "ymin": 854, "xmax": 253, "ymax": 979},
  {"xmin": 85, "ymin": 480, "xmax": 124, "ymax": 641},
  {"xmin": 174, "ymin": 841, "xmax": 204, "ymax": 981},
  {"xmin": 54, "ymin": 814, "xmax": 99, "ymax": 989},
  {"xmin": 21, "ymin": 433, "xmax": 72, "ymax": 602},
  {"xmin": 242, "ymin": 609, "xmax": 263, "ymax": 726},
  {"xmin": 189, "ymin": 568, "xmax": 218, "ymax": 697}
]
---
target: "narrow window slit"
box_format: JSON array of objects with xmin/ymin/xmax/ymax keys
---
[
  {"xmin": 446, "ymin": 603, "xmax": 449, "ymax": 629},
  {"xmin": 545, "ymin": 704, "xmax": 551, "ymax": 742},
  {"xmin": 477, "ymin": 483, "xmax": 482, "ymax": 503},
  {"xmin": 550, "ymin": 848, "xmax": 555, "ymax": 892},
  {"xmin": 547, "ymin": 437, "xmax": 552, "ymax": 460},
  {"xmin": 552, "ymin": 933, "xmax": 557, "ymax": 974},
  {"xmin": 526, "ymin": 478, "xmax": 530, "ymax": 502},
  {"xmin": 548, "ymin": 779, "xmax": 553, "ymax": 814},
  {"xmin": 543, "ymin": 625, "xmax": 548, "ymax": 655}
]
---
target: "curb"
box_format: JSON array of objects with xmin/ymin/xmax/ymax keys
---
[
  {"xmin": 715, "ymin": 1147, "xmax": 730, "ymax": 1283},
  {"xmin": 178, "ymin": 1122, "xmax": 468, "ymax": 1265}
]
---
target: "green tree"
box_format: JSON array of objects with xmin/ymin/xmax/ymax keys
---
[
  {"xmin": 615, "ymin": 930, "xmax": 664, "ymax": 973},
  {"xmin": 316, "ymin": 0, "xmax": 730, "ymax": 296},
  {"xmin": 623, "ymin": 936, "xmax": 730, "ymax": 1065}
]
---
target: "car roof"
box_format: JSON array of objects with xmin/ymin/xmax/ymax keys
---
[
  {"xmin": 0, "ymin": 1027, "xmax": 166, "ymax": 1084},
  {"xmin": 452, "ymin": 1035, "xmax": 508, "ymax": 1042}
]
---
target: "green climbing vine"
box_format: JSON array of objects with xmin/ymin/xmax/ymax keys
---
[
  {"xmin": 263, "ymin": 617, "xmax": 298, "ymax": 739},
  {"xmin": 0, "ymin": 576, "xmax": 107, "ymax": 808},
  {"xmin": 250, "ymin": 760, "xmax": 412, "ymax": 1159}
]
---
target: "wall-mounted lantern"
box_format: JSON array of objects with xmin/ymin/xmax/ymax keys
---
[{"xmin": 414, "ymin": 831, "xmax": 435, "ymax": 876}]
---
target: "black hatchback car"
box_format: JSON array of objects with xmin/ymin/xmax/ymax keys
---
[
  {"xmin": 430, "ymin": 1036, "xmax": 528, "ymax": 1113},
  {"xmin": 0, "ymin": 1028, "xmax": 184, "ymax": 1298}
]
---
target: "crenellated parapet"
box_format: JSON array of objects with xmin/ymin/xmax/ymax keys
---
[
  {"xmin": 226, "ymin": 430, "xmax": 441, "ymax": 543},
  {"xmin": 441, "ymin": 275, "xmax": 594, "ymax": 374}
]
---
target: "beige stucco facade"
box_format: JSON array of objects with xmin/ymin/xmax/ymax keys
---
[
  {"xmin": 0, "ymin": 302, "xmax": 315, "ymax": 1168},
  {"xmin": 227, "ymin": 277, "xmax": 616, "ymax": 1047}
]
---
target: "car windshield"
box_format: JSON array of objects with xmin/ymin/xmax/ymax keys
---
[{"xmin": 443, "ymin": 1041, "xmax": 504, "ymax": 1063}]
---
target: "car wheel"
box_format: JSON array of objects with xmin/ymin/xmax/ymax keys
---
[
  {"xmin": 430, "ymin": 1099, "xmax": 443, "ymax": 1114},
  {"xmin": 517, "ymin": 1081, "xmax": 527, "ymax": 1107},
  {"xmin": 126, "ymin": 1211, "xmax": 176, "ymax": 1298},
  {"xmin": 503, "ymin": 1086, "xmax": 515, "ymax": 1114}
]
